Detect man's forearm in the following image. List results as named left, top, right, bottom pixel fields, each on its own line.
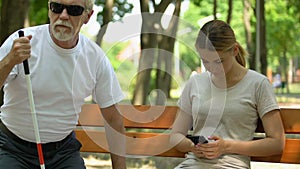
left=0, top=56, right=15, bottom=88
left=107, top=122, right=127, bottom=169
left=101, top=105, right=127, bottom=169
left=111, top=153, right=127, bottom=169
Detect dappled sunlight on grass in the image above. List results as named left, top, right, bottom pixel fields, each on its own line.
left=276, top=83, right=300, bottom=107
left=251, top=162, right=300, bottom=169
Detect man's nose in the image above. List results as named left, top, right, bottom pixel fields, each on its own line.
left=59, top=8, right=70, bottom=19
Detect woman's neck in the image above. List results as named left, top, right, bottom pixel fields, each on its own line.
left=212, top=62, right=247, bottom=88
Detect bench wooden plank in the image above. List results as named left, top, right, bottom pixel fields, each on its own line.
left=79, top=104, right=300, bottom=133
left=77, top=104, right=300, bottom=164
left=76, top=129, right=300, bottom=163
left=75, top=130, right=185, bottom=157
left=78, top=104, right=178, bottom=129
left=120, top=105, right=178, bottom=129
left=280, top=108, right=300, bottom=134
left=255, top=108, right=300, bottom=134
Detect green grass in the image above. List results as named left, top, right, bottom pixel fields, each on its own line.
left=276, top=82, right=300, bottom=105
left=288, top=82, right=300, bottom=93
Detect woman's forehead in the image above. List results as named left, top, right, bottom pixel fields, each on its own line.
left=199, top=49, right=223, bottom=60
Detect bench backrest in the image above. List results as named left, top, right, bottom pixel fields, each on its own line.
left=76, top=104, right=300, bottom=163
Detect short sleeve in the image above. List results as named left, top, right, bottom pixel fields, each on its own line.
left=256, top=78, right=279, bottom=118
left=177, top=77, right=194, bottom=114
left=93, top=56, right=124, bottom=108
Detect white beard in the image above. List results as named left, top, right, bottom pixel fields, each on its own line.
left=51, top=20, right=74, bottom=41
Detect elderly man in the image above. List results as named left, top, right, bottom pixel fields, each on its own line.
left=0, top=0, right=127, bottom=168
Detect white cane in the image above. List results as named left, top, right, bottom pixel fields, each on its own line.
left=18, top=30, right=46, bottom=169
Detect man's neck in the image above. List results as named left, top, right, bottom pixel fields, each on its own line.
left=51, top=35, right=79, bottom=49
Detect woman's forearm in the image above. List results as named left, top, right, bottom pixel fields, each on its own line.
left=170, top=133, right=194, bottom=153
left=225, top=137, right=285, bottom=157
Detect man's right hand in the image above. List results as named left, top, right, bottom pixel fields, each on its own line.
left=8, top=35, right=32, bottom=66
left=0, top=35, right=32, bottom=87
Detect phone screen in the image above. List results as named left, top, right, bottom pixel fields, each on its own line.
left=186, top=135, right=208, bottom=144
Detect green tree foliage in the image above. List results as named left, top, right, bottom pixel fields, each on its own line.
left=94, top=0, right=133, bottom=46
left=287, top=0, right=300, bottom=22
left=29, top=0, right=49, bottom=25
left=94, top=0, right=133, bottom=25
left=177, top=2, right=200, bottom=77
left=265, top=0, right=300, bottom=84
left=266, top=0, right=300, bottom=63
left=187, top=0, right=300, bottom=84
left=102, top=41, right=130, bottom=69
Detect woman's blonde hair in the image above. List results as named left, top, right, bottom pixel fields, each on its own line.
left=195, top=20, right=247, bottom=67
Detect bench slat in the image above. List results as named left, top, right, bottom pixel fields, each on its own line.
left=75, top=130, right=300, bottom=163
left=280, top=108, right=300, bottom=134
left=79, top=104, right=178, bottom=129
left=255, top=108, right=300, bottom=134
left=79, top=104, right=300, bottom=133
left=75, top=130, right=185, bottom=157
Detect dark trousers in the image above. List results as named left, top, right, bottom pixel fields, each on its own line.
left=0, top=121, right=86, bottom=169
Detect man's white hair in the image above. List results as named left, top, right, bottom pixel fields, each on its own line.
left=85, top=0, right=94, bottom=11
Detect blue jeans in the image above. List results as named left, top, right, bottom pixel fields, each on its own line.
left=0, top=126, right=86, bottom=169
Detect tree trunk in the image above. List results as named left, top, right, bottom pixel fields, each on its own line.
left=96, top=0, right=114, bottom=46
left=0, top=0, right=30, bottom=44
left=258, top=0, right=267, bottom=75
left=133, top=0, right=175, bottom=105
left=227, top=0, right=233, bottom=24
left=0, top=0, right=30, bottom=107
left=132, top=27, right=158, bottom=105
left=156, top=0, right=181, bottom=105
left=132, top=0, right=157, bottom=105
left=282, top=49, right=289, bottom=93
left=213, top=0, right=217, bottom=19
left=156, top=40, right=172, bottom=105
left=243, top=0, right=255, bottom=69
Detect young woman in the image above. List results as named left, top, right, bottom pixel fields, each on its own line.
left=170, top=20, right=285, bottom=169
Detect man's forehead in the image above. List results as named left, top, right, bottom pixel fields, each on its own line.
left=51, top=0, right=85, bottom=5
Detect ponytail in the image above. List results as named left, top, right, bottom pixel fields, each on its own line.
left=235, top=42, right=247, bottom=67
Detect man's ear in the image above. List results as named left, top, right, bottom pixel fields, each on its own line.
left=84, top=10, right=94, bottom=24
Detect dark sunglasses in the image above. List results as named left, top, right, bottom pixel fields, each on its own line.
left=49, top=2, right=85, bottom=16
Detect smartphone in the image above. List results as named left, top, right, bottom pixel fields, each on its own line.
left=186, top=135, right=208, bottom=144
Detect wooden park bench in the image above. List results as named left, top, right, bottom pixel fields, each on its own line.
left=76, top=104, right=300, bottom=164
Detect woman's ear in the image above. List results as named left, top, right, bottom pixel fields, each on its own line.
left=233, top=43, right=239, bottom=56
